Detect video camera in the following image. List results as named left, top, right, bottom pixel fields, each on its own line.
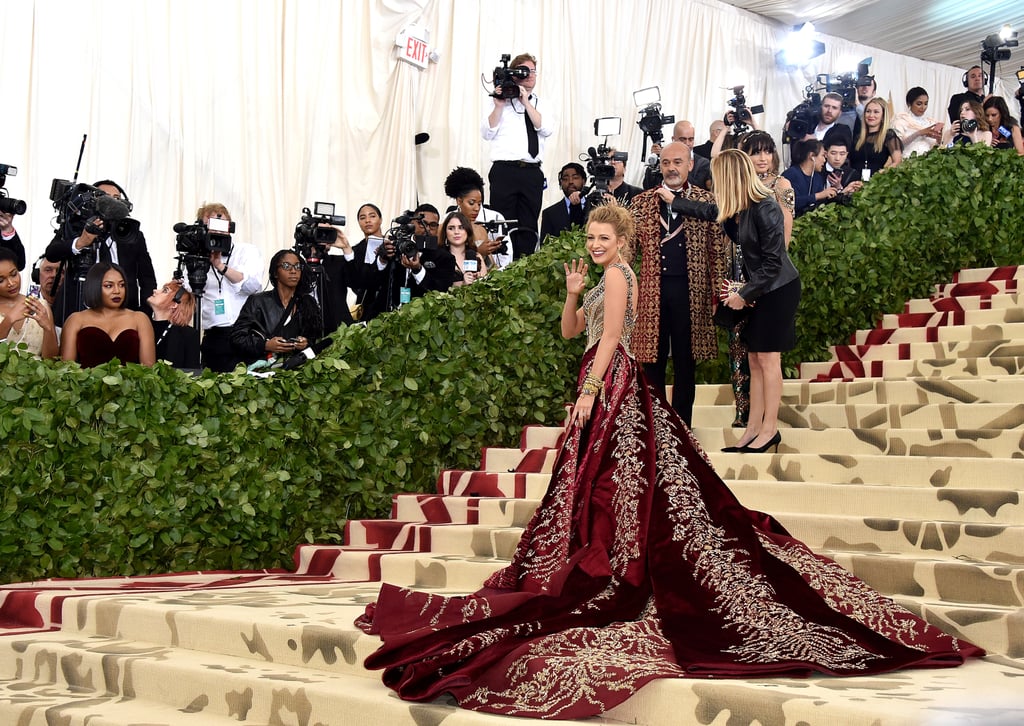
left=173, top=217, right=234, bottom=256
left=387, top=210, right=426, bottom=259
left=783, top=60, right=871, bottom=144
left=580, top=118, right=627, bottom=205
left=634, top=87, right=674, bottom=144
left=490, top=53, right=531, bottom=100
left=0, top=164, right=27, bottom=216
left=49, top=180, right=140, bottom=242
left=726, top=85, right=765, bottom=135
left=294, top=202, right=345, bottom=262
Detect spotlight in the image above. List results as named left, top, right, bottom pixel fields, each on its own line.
left=776, top=22, right=825, bottom=68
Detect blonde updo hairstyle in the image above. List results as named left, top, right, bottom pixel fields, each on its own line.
left=585, top=203, right=635, bottom=262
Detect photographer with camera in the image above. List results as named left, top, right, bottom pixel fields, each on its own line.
left=643, top=121, right=712, bottom=191
left=693, top=120, right=725, bottom=160
left=0, top=214, right=25, bottom=271
left=45, top=179, right=156, bottom=326
left=482, top=53, right=553, bottom=260
left=230, top=249, right=322, bottom=366
left=292, top=202, right=356, bottom=335
left=0, top=164, right=26, bottom=270
left=359, top=210, right=456, bottom=322
left=942, top=100, right=993, bottom=148
left=184, top=202, right=264, bottom=372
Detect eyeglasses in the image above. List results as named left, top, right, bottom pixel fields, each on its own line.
left=424, top=222, right=439, bottom=230
left=278, top=262, right=302, bottom=272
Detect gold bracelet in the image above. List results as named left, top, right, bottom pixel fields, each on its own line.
left=581, top=374, right=604, bottom=396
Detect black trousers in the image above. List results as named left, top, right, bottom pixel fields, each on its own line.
left=201, top=326, right=244, bottom=373
left=488, top=161, right=543, bottom=259
left=643, top=275, right=695, bottom=426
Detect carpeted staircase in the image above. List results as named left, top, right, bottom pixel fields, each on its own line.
left=0, top=266, right=1022, bottom=725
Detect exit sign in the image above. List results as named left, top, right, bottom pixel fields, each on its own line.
left=396, top=24, right=434, bottom=70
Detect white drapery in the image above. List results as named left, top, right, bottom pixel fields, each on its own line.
left=1, top=0, right=1012, bottom=284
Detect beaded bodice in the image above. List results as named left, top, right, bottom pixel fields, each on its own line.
left=583, top=261, right=636, bottom=353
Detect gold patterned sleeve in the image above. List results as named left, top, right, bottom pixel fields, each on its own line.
left=776, top=186, right=796, bottom=214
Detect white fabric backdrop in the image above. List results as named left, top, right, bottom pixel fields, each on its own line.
left=1, top=0, right=1014, bottom=285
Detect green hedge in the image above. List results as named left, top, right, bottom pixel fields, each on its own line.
left=1, top=145, right=1021, bottom=585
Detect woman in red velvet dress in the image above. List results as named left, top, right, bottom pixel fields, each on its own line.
left=60, top=262, right=155, bottom=367
left=357, top=204, right=982, bottom=720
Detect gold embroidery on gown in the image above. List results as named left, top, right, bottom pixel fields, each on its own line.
left=583, top=261, right=636, bottom=354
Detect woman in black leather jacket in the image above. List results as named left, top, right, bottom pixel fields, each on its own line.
left=669, top=149, right=800, bottom=454
left=231, top=249, right=322, bottom=365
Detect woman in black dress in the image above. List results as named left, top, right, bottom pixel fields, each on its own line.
left=671, top=149, right=801, bottom=453
left=851, top=97, right=903, bottom=177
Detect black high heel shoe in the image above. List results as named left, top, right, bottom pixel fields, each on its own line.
left=738, top=431, right=781, bottom=454
left=721, top=437, right=755, bottom=453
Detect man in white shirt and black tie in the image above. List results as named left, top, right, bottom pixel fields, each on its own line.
left=481, top=52, right=555, bottom=261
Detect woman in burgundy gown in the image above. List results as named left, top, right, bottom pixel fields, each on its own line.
left=357, top=204, right=982, bottom=720
left=60, top=262, right=156, bottom=367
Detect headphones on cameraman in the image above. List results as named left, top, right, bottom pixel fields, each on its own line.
left=962, top=67, right=989, bottom=88
left=30, top=255, right=42, bottom=284
left=172, top=285, right=187, bottom=305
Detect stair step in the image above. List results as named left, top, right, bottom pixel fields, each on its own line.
left=890, top=595, right=1024, bottom=659
left=393, top=493, right=541, bottom=526
left=694, top=376, right=1024, bottom=406
left=949, top=265, right=1024, bottom=284
left=0, top=627, right=605, bottom=725
left=773, top=512, right=1024, bottom=565
left=696, top=426, right=1024, bottom=458
left=824, top=551, right=1024, bottom=608
left=876, top=306, right=1024, bottom=331
left=905, top=291, right=1021, bottom=313
left=826, top=338, right=1024, bottom=363
left=475, top=448, right=558, bottom=474
left=729, top=480, right=1024, bottom=524
left=848, top=320, right=1024, bottom=346
left=346, top=520, right=525, bottom=559
left=799, top=355, right=1024, bottom=381
left=438, top=469, right=552, bottom=495
left=711, top=451, right=1023, bottom=489
left=933, top=277, right=1020, bottom=298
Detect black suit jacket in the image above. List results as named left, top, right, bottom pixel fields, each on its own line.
left=1, top=231, right=26, bottom=270
left=693, top=140, right=713, bottom=159
left=539, top=198, right=587, bottom=243
left=361, top=245, right=456, bottom=321
left=45, top=227, right=157, bottom=325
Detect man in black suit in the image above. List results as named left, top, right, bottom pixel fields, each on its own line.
left=692, top=120, right=724, bottom=160
left=539, top=163, right=587, bottom=244
left=45, top=179, right=156, bottom=325
left=0, top=212, right=26, bottom=270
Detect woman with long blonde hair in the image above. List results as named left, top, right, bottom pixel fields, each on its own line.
left=358, top=196, right=980, bottom=720
left=851, top=97, right=903, bottom=176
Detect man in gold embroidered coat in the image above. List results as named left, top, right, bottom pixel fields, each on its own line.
left=630, top=141, right=727, bottom=426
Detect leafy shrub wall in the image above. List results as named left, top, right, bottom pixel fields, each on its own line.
left=1, top=145, right=1021, bottom=584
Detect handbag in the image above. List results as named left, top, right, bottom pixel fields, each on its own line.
left=714, top=243, right=750, bottom=329
left=713, top=298, right=750, bottom=329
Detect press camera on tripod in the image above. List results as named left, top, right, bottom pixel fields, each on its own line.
left=172, top=216, right=234, bottom=297
left=293, top=202, right=346, bottom=264
left=49, top=179, right=142, bottom=318
left=581, top=117, right=627, bottom=205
